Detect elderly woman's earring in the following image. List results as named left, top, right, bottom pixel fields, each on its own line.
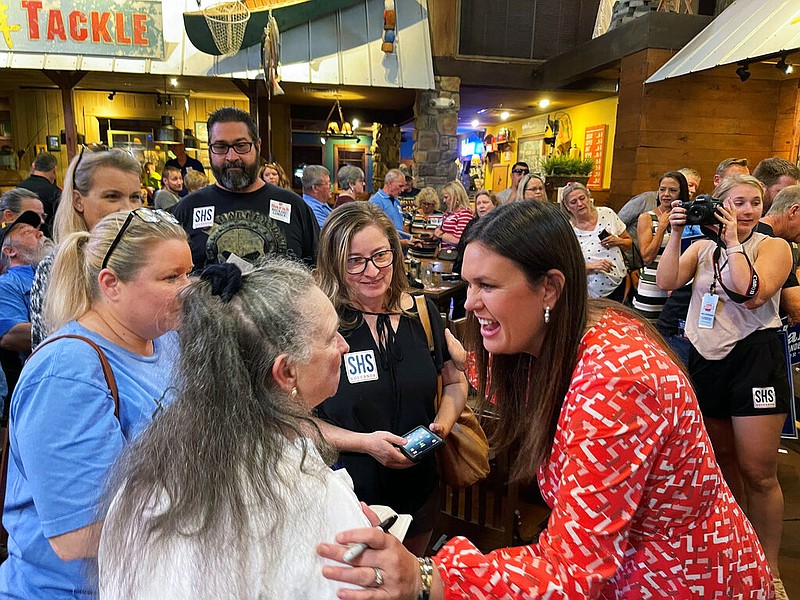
left=544, top=306, right=551, bottom=324
left=290, top=387, right=298, bottom=398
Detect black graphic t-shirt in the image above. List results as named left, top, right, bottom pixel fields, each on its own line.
left=172, top=183, right=320, bottom=271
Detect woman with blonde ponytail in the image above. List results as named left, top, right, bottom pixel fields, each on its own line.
left=0, top=208, right=192, bottom=599
left=29, top=147, right=144, bottom=348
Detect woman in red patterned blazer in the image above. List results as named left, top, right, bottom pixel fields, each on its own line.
left=318, top=201, right=773, bottom=599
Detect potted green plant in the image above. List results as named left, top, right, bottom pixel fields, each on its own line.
left=540, top=153, right=595, bottom=202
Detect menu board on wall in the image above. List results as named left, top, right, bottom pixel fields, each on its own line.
left=583, top=125, right=607, bottom=189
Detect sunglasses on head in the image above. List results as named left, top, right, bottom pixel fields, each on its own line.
left=71, top=144, right=110, bottom=192
left=101, top=207, right=179, bottom=270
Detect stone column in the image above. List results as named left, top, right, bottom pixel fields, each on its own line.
left=413, top=76, right=460, bottom=190
left=371, top=123, right=401, bottom=191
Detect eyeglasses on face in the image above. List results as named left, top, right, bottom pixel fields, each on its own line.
left=209, top=141, right=255, bottom=155
left=512, top=168, right=529, bottom=175
left=346, top=248, right=395, bottom=274
left=101, top=207, right=180, bottom=270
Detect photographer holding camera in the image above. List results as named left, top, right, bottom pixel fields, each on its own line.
left=656, top=173, right=792, bottom=594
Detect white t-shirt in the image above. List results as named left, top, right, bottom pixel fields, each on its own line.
left=99, top=439, right=370, bottom=599
left=572, top=206, right=627, bottom=298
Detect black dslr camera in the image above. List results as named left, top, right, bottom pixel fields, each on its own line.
left=679, top=194, right=723, bottom=226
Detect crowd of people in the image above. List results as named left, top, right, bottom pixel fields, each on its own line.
left=0, top=103, right=799, bottom=599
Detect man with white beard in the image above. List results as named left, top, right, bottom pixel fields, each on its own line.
left=0, top=210, right=53, bottom=357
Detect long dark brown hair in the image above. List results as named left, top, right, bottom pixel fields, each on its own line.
left=464, top=201, right=588, bottom=480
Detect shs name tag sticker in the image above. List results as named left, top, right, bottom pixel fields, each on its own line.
left=345, top=350, right=379, bottom=384
left=269, top=200, right=292, bottom=224
left=193, top=206, right=215, bottom=229
left=753, top=387, right=777, bottom=409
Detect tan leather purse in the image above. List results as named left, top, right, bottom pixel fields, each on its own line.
left=415, top=296, right=490, bottom=488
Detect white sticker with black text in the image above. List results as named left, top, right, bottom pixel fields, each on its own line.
left=192, top=206, right=215, bottom=229
left=753, top=387, right=777, bottom=409
left=344, top=350, right=379, bottom=384
left=269, top=200, right=292, bottom=224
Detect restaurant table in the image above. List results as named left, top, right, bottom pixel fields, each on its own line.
left=411, top=279, right=466, bottom=315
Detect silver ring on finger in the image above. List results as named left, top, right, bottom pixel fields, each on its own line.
left=369, top=567, right=384, bottom=588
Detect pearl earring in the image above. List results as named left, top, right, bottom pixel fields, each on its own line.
left=290, top=387, right=298, bottom=398
left=544, top=306, right=551, bottom=324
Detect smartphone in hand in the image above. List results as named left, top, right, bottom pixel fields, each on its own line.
left=397, top=425, right=444, bottom=462
left=598, top=229, right=611, bottom=241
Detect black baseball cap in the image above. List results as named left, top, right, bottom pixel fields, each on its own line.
left=0, top=210, right=42, bottom=247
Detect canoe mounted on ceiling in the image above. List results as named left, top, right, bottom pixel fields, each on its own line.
left=184, top=0, right=363, bottom=56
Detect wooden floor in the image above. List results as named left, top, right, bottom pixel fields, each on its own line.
left=778, top=440, right=800, bottom=596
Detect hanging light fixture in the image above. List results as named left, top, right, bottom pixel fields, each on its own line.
left=155, top=115, right=183, bottom=144
left=324, top=95, right=358, bottom=140
left=183, top=128, right=199, bottom=150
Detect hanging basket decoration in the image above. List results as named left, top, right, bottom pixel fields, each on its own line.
left=382, top=0, right=396, bottom=53
left=184, top=0, right=361, bottom=57
left=203, top=0, right=251, bottom=56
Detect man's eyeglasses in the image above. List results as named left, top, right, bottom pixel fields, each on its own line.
left=101, top=208, right=180, bottom=270
left=512, top=168, right=529, bottom=175
left=346, top=248, right=395, bottom=274
left=209, top=141, right=255, bottom=155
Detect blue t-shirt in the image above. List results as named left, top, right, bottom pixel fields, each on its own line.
left=0, top=265, right=35, bottom=338
left=369, top=190, right=411, bottom=239
left=0, top=321, right=178, bottom=599
left=302, top=193, right=332, bottom=229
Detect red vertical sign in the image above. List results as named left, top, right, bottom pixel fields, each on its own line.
left=583, top=125, right=607, bottom=189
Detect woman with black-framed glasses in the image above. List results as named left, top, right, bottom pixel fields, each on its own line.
left=314, top=202, right=468, bottom=557
left=0, top=209, right=191, bottom=598
left=29, top=147, right=144, bottom=349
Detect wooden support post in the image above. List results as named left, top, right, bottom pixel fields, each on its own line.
left=43, top=70, right=87, bottom=163
left=232, top=79, right=272, bottom=161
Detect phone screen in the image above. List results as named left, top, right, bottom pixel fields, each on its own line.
left=400, top=425, right=443, bottom=461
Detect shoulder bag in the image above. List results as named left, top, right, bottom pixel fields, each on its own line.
left=414, top=296, right=490, bottom=488
left=0, top=334, right=119, bottom=551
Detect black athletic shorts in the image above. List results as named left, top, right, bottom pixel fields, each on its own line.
left=688, top=328, right=790, bottom=418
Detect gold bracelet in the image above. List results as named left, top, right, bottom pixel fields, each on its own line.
left=417, top=557, right=433, bottom=600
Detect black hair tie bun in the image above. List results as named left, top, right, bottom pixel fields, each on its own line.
left=200, top=263, right=243, bottom=302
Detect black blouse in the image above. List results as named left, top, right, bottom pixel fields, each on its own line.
left=316, top=298, right=449, bottom=513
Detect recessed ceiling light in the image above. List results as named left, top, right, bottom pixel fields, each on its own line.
left=538, top=99, right=550, bottom=108
left=477, top=108, right=488, bottom=114
left=500, top=111, right=510, bottom=120
left=471, top=119, right=479, bottom=128
left=169, top=77, right=179, bottom=87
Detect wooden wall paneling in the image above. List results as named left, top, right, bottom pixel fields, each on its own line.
left=428, top=0, right=457, bottom=58
left=309, top=15, right=341, bottom=84
left=340, top=3, right=371, bottom=86
left=773, top=79, right=799, bottom=159
left=609, top=46, right=786, bottom=209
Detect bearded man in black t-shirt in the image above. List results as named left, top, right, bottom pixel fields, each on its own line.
left=173, top=107, right=319, bottom=271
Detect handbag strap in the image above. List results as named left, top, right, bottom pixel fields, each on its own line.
left=414, top=295, right=444, bottom=411
left=0, top=334, right=120, bottom=540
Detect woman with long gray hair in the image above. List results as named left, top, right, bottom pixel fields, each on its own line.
left=99, top=259, right=370, bottom=599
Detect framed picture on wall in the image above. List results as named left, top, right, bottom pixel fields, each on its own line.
left=195, top=122, right=208, bottom=143
left=491, top=163, right=509, bottom=193
left=46, top=135, right=61, bottom=152
left=517, top=136, right=545, bottom=172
